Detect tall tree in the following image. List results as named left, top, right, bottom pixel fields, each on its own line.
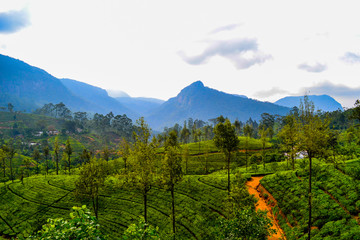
left=102, top=147, right=110, bottom=161
left=43, top=145, right=50, bottom=175
left=3, top=144, right=16, bottom=182
left=351, top=99, right=360, bottom=124
left=213, top=119, right=239, bottom=194
left=64, top=138, right=73, bottom=174
left=118, top=138, right=131, bottom=170
left=75, top=158, right=108, bottom=219
left=7, top=103, right=14, bottom=113
left=80, top=148, right=91, bottom=164
left=128, top=117, right=157, bottom=223
left=33, top=147, right=41, bottom=174
left=234, top=119, right=241, bottom=136
left=0, top=148, right=6, bottom=178
left=161, top=130, right=183, bottom=237
left=299, top=96, right=330, bottom=240
left=182, top=145, right=190, bottom=174
left=259, top=127, right=269, bottom=171
left=278, top=114, right=300, bottom=170
left=243, top=123, right=253, bottom=172
left=54, top=137, right=60, bottom=175
left=180, top=124, right=190, bottom=144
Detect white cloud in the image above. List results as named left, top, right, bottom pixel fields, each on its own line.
left=341, top=52, right=360, bottom=64
left=179, top=39, right=272, bottom=69
left=298, top=62, right=327, bottom=73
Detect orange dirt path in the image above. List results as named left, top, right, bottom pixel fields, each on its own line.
left=246, top=176, right=286, bottom=240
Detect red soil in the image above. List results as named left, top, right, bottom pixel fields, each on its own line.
left=246, top=176, right=286, bottom=240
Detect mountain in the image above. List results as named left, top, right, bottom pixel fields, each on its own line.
left=115, top=96, right=165, bottom=117
left=60, top=78, right=137, bottom=118
left=0, top=54, right=135, bottom=118
left=0, top=54, right=95, bottom=113
left=274, top=95, right=343, bottom=112
left=146, top=81, right=290, bottom=130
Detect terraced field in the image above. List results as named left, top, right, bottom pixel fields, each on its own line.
left=260, top=161, right=360, bottom=240
left=0, top=173, right=232, bottom=239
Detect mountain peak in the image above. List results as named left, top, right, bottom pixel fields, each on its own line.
left=274, top=95, right=343, bottom=112
left=189, top=80, right=204, bottom=88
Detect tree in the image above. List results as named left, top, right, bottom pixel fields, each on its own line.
left=351, top=99, right=360, bottom=124
left=234, top=119, right=241, bottom=136
left=32, top=147, right=41, bottom=174
left=80, top=148, right=91, bottom=164
left=260, top=113, right=275, bottom=138
left=54, top=137, right=60, bottom=175
left=259, top=127, right=269, bottom=171
left=42, top=145, right=50, bottom=175
left=161, top=130, right=183, bottom=237
left=118, top=138, right=131, bottom=170
left=243, top=123, right=253, bottom=172
left=278, top=114, right=300, bottom=170
left=7, top=103, right=14, bottom=113
left=180, top=124, right=190, bottom=144
left=75, top=158, right=108, bottom=219
left=64, top=138, right=73, bottom=174
left=299, top=96, right=330, bottom=240
left=3, top=144, right=15, bottom=182
left=127, top=118, right=157, bottom=223
left=213, top=119, right=239, bottom=194
left=243, top=123, right=254, bottom=138
left=182, top=145, right=190, bottom=174
left=102, top=146, right=110, bottom=161
left=0, top=149, right=6, bottom=179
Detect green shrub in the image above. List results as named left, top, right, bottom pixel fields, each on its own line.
left=27, top=205, right=104, bottom=240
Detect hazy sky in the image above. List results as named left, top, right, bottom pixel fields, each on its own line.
left=1, top=0, right=360, bottom=108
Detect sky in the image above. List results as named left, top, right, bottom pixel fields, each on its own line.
left=1, top=0, right=360, bottom=108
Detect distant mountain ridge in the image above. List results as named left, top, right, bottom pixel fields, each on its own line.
left=115, top=97, right=164, bottom=117
left=0, top=54, right=94, bottom=113
left=146, top=81, right=290, bottom=130
left=274, top=95, right=343, bottom=112
left=60, top=78, right=137, bottom=118
left=0, top=54, right=137, bottom=117
left=0, top=53, right=345, bottom=131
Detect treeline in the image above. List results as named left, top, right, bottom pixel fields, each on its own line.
left=33, top=102, right=135, bottom=139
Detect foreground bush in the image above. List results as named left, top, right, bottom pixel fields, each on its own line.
left=27, top=205, right=104, bottom=240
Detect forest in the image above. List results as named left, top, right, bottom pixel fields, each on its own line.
left=0, top=97, right=360, bottom=239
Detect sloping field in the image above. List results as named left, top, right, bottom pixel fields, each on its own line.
left=260, top=162, right=360, bottom=239
left=0, top=173, right=232, bottom=239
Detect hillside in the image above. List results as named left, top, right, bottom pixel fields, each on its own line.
left=0, top=54, right=135, bottom=117
left=146, top=81, right=290, bottom=130
left=274, top=95, right=343, bottom=112
left=0, top=54, right=98, bottom=113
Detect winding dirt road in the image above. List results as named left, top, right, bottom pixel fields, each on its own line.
left=246, top=176, right=286, bottom=240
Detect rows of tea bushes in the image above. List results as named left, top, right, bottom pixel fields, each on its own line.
left=260, top=164, right=360, bottom=240
left=0, top=172, right=232, bottom=239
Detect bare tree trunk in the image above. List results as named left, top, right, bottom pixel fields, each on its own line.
left=68, top=157, right=71, bottom=175
left=144, top=190, right=148, bottom=224
left=46, top=157, right=48, bottom=175
left=2, top=159, right=5, bottom=178
left=245, top=149, right=248, bottom=172
left=10, top=158, right=13, bottom=183
left=171, top=186, right=176, bottom=237
left=56, top=154, right=59, bottom=175
left=227, top=153, right=231, bottom=195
